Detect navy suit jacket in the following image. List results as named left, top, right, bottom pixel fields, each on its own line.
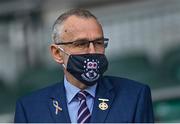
left=14, top=76, right=154, bottom=123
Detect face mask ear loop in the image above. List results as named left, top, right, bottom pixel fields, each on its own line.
left=58, top=46, right=70, bottom=56
left=57, top=46, right=70, bottom=69
left=62, top=63, right=66, bottom=68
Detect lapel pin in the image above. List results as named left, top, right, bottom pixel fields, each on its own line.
left=98, top=98, right=109, bottom=110
left=53, top=100, right=62, bottom=115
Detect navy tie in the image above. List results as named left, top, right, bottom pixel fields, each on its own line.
left=77, top=91, right=91, bottom=123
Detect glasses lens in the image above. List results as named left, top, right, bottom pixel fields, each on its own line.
left=94, top=38, right=109, bottom=48
left=63, top=38, right=109, bottom=51
left=93, top=40, right=104, bottom=49
left=72, top=40, right=89, bottom=50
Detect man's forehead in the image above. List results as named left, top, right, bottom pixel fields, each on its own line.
left=60, top=15, right=103, bottom=41
left=63, top=16, right=100, bottom=31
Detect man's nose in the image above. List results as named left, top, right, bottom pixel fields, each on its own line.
left=88, top=42, right=96, bottom=53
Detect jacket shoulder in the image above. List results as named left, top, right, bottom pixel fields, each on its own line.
left=18, top=82, right=62, bottom=102
left=103, top=75, right=150, bottom=91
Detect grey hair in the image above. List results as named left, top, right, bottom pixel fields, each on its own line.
left=52, top=8, right=98, bottom=43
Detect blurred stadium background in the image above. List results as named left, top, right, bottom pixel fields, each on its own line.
left=0, top=0, right=180, bottom=122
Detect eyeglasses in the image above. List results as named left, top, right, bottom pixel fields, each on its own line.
left=55, top=38, right=109, bottom=50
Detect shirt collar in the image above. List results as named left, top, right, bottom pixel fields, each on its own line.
left=64, top=76, right=97, bottom=104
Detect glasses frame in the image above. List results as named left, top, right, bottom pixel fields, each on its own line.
left=55, top=37, right=109, bottom=48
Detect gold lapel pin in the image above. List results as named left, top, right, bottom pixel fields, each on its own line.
left=53, top=100, right=62, bottom=115
left=98, top=98, right=109, bottom=110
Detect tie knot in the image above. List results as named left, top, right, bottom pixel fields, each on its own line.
left=77, top=91, right=88, bottom=101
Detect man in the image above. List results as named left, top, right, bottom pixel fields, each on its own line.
left=14, top=8, right=154, bottom=123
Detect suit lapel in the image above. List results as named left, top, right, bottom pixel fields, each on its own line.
left=91, top=78, right=115, bottom=123
left=48, top=82, right=71, bottom=123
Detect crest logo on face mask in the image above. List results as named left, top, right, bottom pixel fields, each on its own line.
left=81, top=59, right=100, bottom=82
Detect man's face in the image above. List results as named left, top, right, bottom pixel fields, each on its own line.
left=59, top=15, right=105, bottom=66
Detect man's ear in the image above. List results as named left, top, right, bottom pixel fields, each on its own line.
left=50, top=44, right=64, bottom=64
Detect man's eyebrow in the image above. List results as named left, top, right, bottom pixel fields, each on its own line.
left=73, top=37, right=104, bottom=42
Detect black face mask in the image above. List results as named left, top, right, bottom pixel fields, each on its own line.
left=58, top=47, right=108, bottom=86
left=66, top=53, right=108, bottom=86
